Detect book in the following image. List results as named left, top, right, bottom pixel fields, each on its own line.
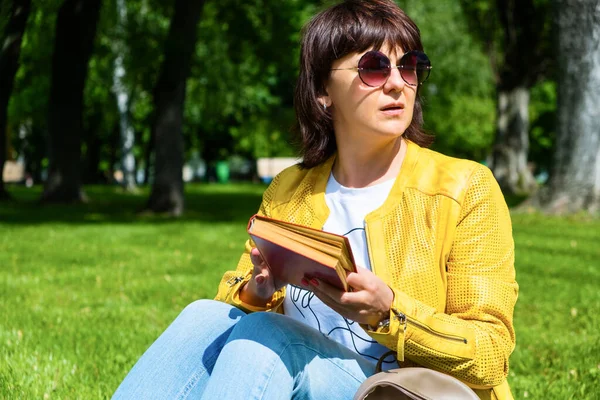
left=247, top=214, right=357, bottom=291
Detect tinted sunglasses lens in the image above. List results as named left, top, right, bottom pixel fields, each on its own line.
left=358, top=51, right=390, bottom=87
left=400, top=51, right=431, bottom=85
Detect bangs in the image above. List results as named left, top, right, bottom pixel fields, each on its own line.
left=327, top=0, right=423, bottom=59
left=300, top=0, right=424, bottom=95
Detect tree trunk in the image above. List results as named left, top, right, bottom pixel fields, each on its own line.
left=537, top=0, right=600, bottom=213
left=490, top=86, right=537, bottom=195
left=108, top=120, right=119, bottom=183
left=145, top=0, right=205, bottom=216
left=143, top=130, right=152, bottom=185
left=0, top=0, right=31, bottom=200
left=82, top=111, right=104, bottom=184
left=23, top=122, right=45, bottom=183
left=488, top=0, right=543, bottom=197
left=41, top=0, right=102, bottom=203
left=113, top=0, right=136, bottom=191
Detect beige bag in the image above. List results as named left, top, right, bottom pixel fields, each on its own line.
left=354, top=367, right=480, bottom=400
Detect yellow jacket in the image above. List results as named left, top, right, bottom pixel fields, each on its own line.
left=215, top=140, right=518, bottom=400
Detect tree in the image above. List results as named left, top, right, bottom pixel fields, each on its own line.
left=41, top=0, right=102, bottom=203
left=185, top=0, right=317, bottom=165
left=7, top=0, right=318, bottom=191
left=403, top=1, right=497, bottom=162
left=112, top=0, right=136, bottom=190
left=535, top=0, right=600, bottom=213
left=145, top=0, right=205, bottom=215
left=4, top=1, right=60, bottom=185
left=0, top=0, right=31, bottom=200
left=460, top=0, right=552, bottom=196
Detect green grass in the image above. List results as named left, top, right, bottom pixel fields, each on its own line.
left=1, top=184, right=599, bottom=399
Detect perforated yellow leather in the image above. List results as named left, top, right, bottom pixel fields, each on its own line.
left=214, top=140, right=518, bottom=400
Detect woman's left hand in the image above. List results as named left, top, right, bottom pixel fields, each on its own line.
left=302, top=267, right=394, bottom=327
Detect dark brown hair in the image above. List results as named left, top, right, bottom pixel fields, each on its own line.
left=294, top=0, right=434, bottom=168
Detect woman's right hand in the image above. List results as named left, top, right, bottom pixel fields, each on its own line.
left=239, top=248, right=277, bottom=306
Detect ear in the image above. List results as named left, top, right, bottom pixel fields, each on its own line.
left=318, top=94, right=332, bottom=108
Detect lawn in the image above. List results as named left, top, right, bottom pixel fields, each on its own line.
left=1, top=184, right=599, bottom=399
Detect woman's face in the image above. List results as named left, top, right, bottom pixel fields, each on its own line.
left=323, top=44, right=416, bottom=144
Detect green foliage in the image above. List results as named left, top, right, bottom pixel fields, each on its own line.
left=1, top=184, right=599, bottom=398
left=528, top=80, right=556, bottom=175
left=401, top=0, right=496, bottom=160
left=82, top=2, right=120, bottom=181
left=7, top=1, right=62, bottom=179
left=0, top=3, right=9, bottom=35
left=458, top=0, right=554, bottom=87
left=8, top=2, right=59, bottom=127
left=119, top=0, right=171, bottom=163
left=458, top=0, right=500, bottom=64
left=5, top=0, right=557, bottom=177
left=184, top=0, right=318, bottom=160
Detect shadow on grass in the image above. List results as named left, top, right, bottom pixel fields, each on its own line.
left=0, top=183, right=266, bottom=225
left=0, top=185, right=551, bottom=226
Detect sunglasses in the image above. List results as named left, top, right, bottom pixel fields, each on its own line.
left=331, top=50, right=432, bottom=87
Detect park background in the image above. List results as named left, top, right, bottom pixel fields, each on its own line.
left=1, top=0, right=599, bottom=398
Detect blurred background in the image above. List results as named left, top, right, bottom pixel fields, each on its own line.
left=1, top=0, right=599, bottom=398
left=2, top=0, right=597, bottom=214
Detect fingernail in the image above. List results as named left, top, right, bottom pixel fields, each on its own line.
left=310, top=279, right=319, bottom=287
left=301, top=278, right=309, bottom=286
left=256, top=276, right=265, bottom=284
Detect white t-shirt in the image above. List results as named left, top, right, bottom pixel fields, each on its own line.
left=283, top=173, right=398, bottom=369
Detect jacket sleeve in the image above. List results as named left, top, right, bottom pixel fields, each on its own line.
left=368, top=165, right=518, bottom=388
left=213, top=174, right=286, bottom=313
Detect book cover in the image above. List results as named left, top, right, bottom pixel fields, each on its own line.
left=247, top=214, right=356, bottom=291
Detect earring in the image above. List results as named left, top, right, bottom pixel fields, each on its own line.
left=323, top=103, right=327, bottom=111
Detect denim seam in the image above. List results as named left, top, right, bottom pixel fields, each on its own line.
left=176, top=352, right=219, bottom=400
left=175, top=370, right=204, bottom=400
left=256, top=342, right=292, bottom=400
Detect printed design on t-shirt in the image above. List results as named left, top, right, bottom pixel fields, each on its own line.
left=287, top=227, right=396, bottom=366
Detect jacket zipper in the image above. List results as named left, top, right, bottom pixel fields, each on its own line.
left=394, top=308, right=468, bottom=344
left=227, top=276, right=244, bottom=286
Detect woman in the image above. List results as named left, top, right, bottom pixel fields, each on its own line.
left=113, top=0, right=518, bottom=399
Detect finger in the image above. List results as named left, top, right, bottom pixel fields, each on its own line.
left=311, top=288, right=375, bottom=324
left=254, top=263, right=271, bottom=282
left=250, top=267, right=275, bottom=297
left=250, top=248, right=265, bottom=266
left=345, top=269, right=380, bottom=291
left=345, top=271, right=363, bottom=289
left=310, top=277, right=372, bottom=308
left=307, top=278, right=346, bottom=303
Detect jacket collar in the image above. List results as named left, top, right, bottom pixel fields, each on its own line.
left=308, top=139, right=420, bottom=225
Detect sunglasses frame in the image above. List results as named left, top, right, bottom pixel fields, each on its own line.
left=331, top=50, right=432, bottom=87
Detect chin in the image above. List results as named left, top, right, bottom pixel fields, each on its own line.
left=374, top=130, right=406, bottom=140
left=378, top=122, right=410, bottom=137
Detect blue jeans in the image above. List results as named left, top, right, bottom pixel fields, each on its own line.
left=112, top=300, right=377, bottom=399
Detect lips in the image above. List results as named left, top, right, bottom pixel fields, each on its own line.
left=380, top=103, right=405, bottom=116
left=380, top=103, right=405, bottom=111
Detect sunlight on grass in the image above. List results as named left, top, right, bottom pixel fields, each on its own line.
left=1, top=184, right=599, bottom=399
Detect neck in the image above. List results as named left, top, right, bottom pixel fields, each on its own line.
left=332, top=135, right=407, bottom=188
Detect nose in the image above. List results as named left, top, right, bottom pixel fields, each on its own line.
left=383, top=66, right=405, bottom=93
